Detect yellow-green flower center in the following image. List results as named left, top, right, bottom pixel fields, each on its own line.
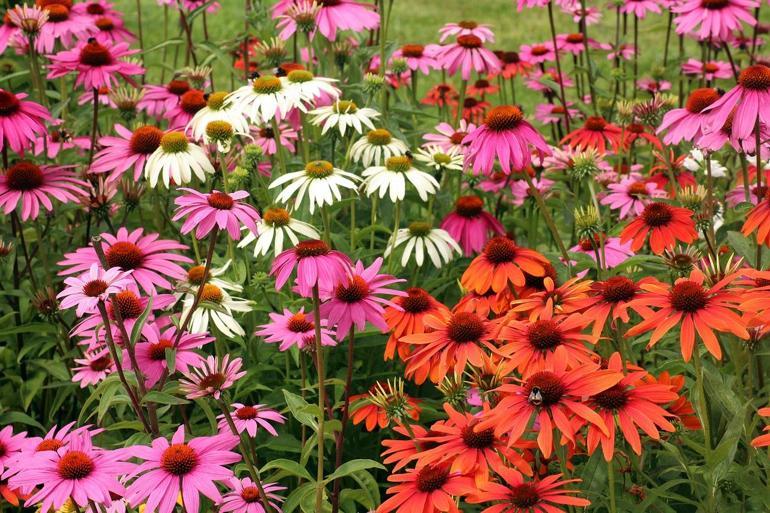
left=205, top=121, right=233, bottom=141
left=408, top=221, right=432, bottom=236
left=386, top=155, right=411, bottom=173
left=206, top=91, right=229, bottom=110
left=160, top=131, right=189, bottom=153
left=305, top=160, right=334, bottom=178
left=333, top=100, right=357, bottom=113
left=252, top=75, right=282, bottom=94
left=433, top=153, right=452, bottom=165
left=366, top=128, right=392, bottom=146
left=287, top=70, right=314, bottom=83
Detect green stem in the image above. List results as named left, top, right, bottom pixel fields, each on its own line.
left=387, top=200, right=401, bottom=273
left=607, top=459, right=618, bottom=513
left=523, top=172, right=572, bottom=276
left=312, top=286, right=328, bottom=512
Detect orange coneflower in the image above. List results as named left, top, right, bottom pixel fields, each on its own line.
left=477, top=354, right=623, bottom=458
left=619, top=202, right=697, bottom=255
left=376, top=463, right=474, bottom=513
left=498, top=313, right=598, bottom=374
left=574, top=276, right=654, bottom=338
left=751, top=407, right=770, bottom=448
left=350, top=381, right=422, bottom=432
left=454, top=287, right=515, bottom=318
left=561, top=116, right=623, bottom=154
left=403, top=310, right=498, bottom=384
left=518, top=261, right=559, bottom=296
left=585, top=353, right=678, bottom=461
left=625, top=270, right=748, bottom=361
left=648, top=371, right=701, bottom=430
left=510, top=276, right=593, bottom=321
left=461, top=236, right=549, bottom=294
left=742, top=188, right=770, bottom=247
left=381, top=424, right=433, bottom=472
left=384, top=287, right=450, bottom=361
left=415, top=404, right=533, bottom=487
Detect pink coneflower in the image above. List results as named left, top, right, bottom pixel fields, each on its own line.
left=601, top=174, right=667, bottom=219
left=72, top=1, right=123, bottom=20
left=58, top=227, right=191, bottom=293
left=34, top=3, right=94, bottom=53
left=255, top=307, right=337, bottom=350
left=172, top=189, right=260, bottom=241
left=0, top=161, right=87, bottom=220
left=126, top=426, right=239, bottom=513
left=138, top=79, right=191, bottom=118
left=682, top=58, right=733, bottom=81
left=91, top=124, right=163, bottom=182
left=464, top=105, right=551, bottom=175
left=702, top=64, right=770, bottom=140
left=436, top=34, right=501, bottom=80
left=33, top=124, right=90, bottom=158
left=72, top=347, right=115, bottom=387
left=570, top=236, right=635, bottom=268
left=493, top=51, right=533, bottom=79
left=271, top=0, right=379, bottom=41
left=47, top=37, right=143, bottom=90
left=555, top=33, right=598, bottom=55
left=77, top=85, right=115, bottom=107
left=127, top=323, right=213, bottom=388
left=726, top=183, right=766, bottom=206
left=606, top=43, right=636, bottom=61
left=535, top=102, right=579, bottom=125
left=0, top=426, right=28, bottom=475
left=440, top=195, right=505, bottom=256
left=91, top=16, right=134, bottom=44
left=620, top=0, right=662, bottom=18
left=673, top=0, right=757, bottom=41
left=179, top=354, right=246, bottom=400
left=0, top=11, right=21, bottom=54
left=10, top=431, right=133, bottom=513
left=392, top=43, right=441, bottom=75
left=57, top=263, right=133, bottom=317
left=525, top=68, right=575, bottom=95
left=252, top=123, right=298, bottom=155
left=657, top=87, right=722, bottom=144
left=510, top=175, right=555, bottom=206
left=636, top=78, right=671, bottom=94
left=164, top=88, right=207, bottom=130
left=422, top=120, right=476, bottom=154
left=220, top=478, right=285, bottom=513
left=270, top=239, right=352, bottom=297
left=519, top=41, right=555, bottom=64
left=570, top=4, right=602, bottom=25
left=320, top=257, right=405, bottom=336
left=438, top=20, right=495, bottom=43
left=181, top=0, right=221, bottom=12
left=0, top=89, right=51, bottom=154
left=217, top=404, right=286, bottom=437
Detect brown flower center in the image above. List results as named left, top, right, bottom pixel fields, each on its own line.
left=502, top=51, right=521, bottom=63
left=401, top=44, right=425, bottom=58
left=207, top=191, right=234, bottom=210
left=167, top=79, right=190, bottom=96
left=110, top=290, right=143, bottom=319
left=527, top=320, right=563, bottom=350
left=187, top=265, right=208, bottom=285
left=106, top=241, right=143, bottom=270
left=685, top=88, right=721, bottom=113
left=449, top=131, right=468, bottom=145
left=335, top=275, right=370, bottom=303
left=295, top=239, right=330, bottom=258
left=593, top=384, right=629, bottom=410
left=415, top=465, right=450, bottom=492
left=82, top=279, right=108, bottom=298
left=241, top=486, right=261, bottom=503
left=148, top=339, right=174, bottom=361
left=628, top=181, right=649, bottom=198
left=670, top=280, right=709, bottom=312
left=401, top=287, right=432, bottom=313
left=180, top=89, right=206, bottom=115
left=584, top=116, right=608, bottom=131
left=287, top=313, right=313, bottom=333
left=0, top=89, right=20, bottom=116
left=160, top=444, right=198, bottom=476
left=739, top=64, right=770, bottom=91
left=89, top=355, right=112, bottom=371
left=458, top=20, right=478, bottom=29
left=700, top=0, right=729, bottom=8
left=600, top=276, right=638, bottom=302
left=531, top=45, right=549, bottom=56
left=447, top=311, right=485, bottom=344
left=57, top=451, right=94, bottom=480
left=6, top=161, right=44, bottom=191
left=235, top=405, right=258, bottom=420
left=199, top=371, right=226, bottom=390
left=566, top=33, right=584, bottom=44
left=128, top=125, right=163, bottom=155
left=703, top=62, right=720, bottom=73
left=461, top=425, right=495, bottom=449
left=79, top=39, right=113, bottom=66
left=454, top=195, right=484, bottom=217
left=509, top=483, right=540, bottom=507
left=483, top=236, right=518, bottom=264
left=485, top=105, right=524, bottom=131
left=95, top=16, right=114, bottom=31
left=641, top=202, right=674, bottom=227
left=45, top=4, right=70, bottom=22
left=86, top=3, right=105, bottom=14
left=526, top=371, right=566, bottom=406
left=457, top=34, right=482, bottom=49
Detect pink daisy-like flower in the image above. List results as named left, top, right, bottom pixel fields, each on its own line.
left=270, top=239, right=352, bottom=297
left=58, top=227, right=191, bottom=294
left=570, top=236, right=635, bottom=268
left=535, top=102, right=579, bottom=125
left=555, top=33, right=598, bottom=55
left=682, top=58, right=733, bottom=81
left=1, top=9, right=21, bottom=54
left=0, top=89, right=51, bottom=154
left=33, top=124, right=90, bottom=159
left=620, top=0, right=662, bottom=18
left=172, top=189, right=260, bottom=241
left=252, top=123, right=298, bottom=156
left=436, top=35, right=501, bottom=80
left=220, top=478, right=286, bottom=513
left=255, top=307, right=337, bottom=350
left=726, top=183, right=765, bottom=206
left=673, top=0, right=757, bottom=41
left=164, top=89, right=207, bottom=130
left=179, top=354, right=246, bottom=400
left=34, top=3, right=94, bottom=53
left=216, top=403, right=286, bottom=437
left=525, top=68, right=574, bottom=94
left=606, top=43, right=636, bottom=61
left=519, top=41, right=555, bottom=65
left=657, top=87, right=723, bottom=144
left=702, top=64, right=770, bottom=140
left=91, top=124, right=163, bottom=182
left=57, top=263, right=133, bottom=317
left=510, top=176, right=555, bottom=206
left=138, top=79, right=191, bottom=119
left=440, top=195, right=505, bottom=256
left=392, top=43, right=441, bottom=75
left=570, top=4, right=602, bottom=25
left=438, top=20, right=495, bottom=43
left=320, top=257, right=406, bottom=336
left=422, top=120, right=476, bottom=154
left=72, top=347, right=115, bottom=387
left=601, top=174, right=667, bottom=219
left=71, top=1, right=123, bottom=20
left=0, top=426, right=28, bottom=475
left=126, top=425, right=239, bottom=513
left=126, top=323, right=213, bottom=388
left=636, top=78, right=672, bottom=94
left=0, top=161, right=87, bottom=220
left=10, top=431, right=133, bottom=513
left=47, top=37, right=144, bottom=90
left=464, top=105, right=551, bottom=175
left=77, top=85, right=115, bottom=107
left=91, top=16, right=135, bottom=44
left=271, top=0, right=379, bottom=41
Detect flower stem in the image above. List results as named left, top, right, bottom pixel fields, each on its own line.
left=522, top=171, right=572, bottom=276
left=331, top=328, right=356, bottom=513
left=607, top=459, right=618, bottom=513
left=547, top=1, right=572, bottom=130
left=387, top=200, right=401, bottom=274
left=312, top=285, right=328, bottom=512
left=175, top=229, right=219, bottom=346
left=88, top=88, right=100, bottom=166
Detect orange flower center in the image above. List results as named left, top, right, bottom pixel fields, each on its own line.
left=600, top=276, right=637, bottom=302
left=401, top=44, right=424, bottom=58
left=484, top=236, right=518, bottom=264
left=685, top=88, right=721, bottom=113
left=241, top=486, right=261, bottom=503
left=457, top=35, right=482, bottom=49
left=295, top=239, right=330, bottom=258
left=509, top=483, right=540, bottom=507
left=703, top=62, right=720, bottom=73
left=458, top=20, right=478, bottom=29
left=129, top=125, right=163, bottom=154
left=461, top=425, right=495, bottom=449
left=584, top=116, right=607, bottom=131
left=287, top=313, right=313, bottom=333
left=447, top=311, right=485, bottom=344
left=485, top=105, right=524, bottom=131
left=148, top=339, right=174, bottom=361
left=454, top=195, right=484, bottom=217
left=110, top=290, right=143, bottom=319
left=57, top=451, right=95, bottom=480
left=525, top=371, right=565, bottom=406
left=449, top=131, right=468, bottom=145
left=160, top=444, right=198, bottom=476
left=628, top=181, right=649, bottom=198
left=106, top=241, right=143, bottom=270
left=526, top=320, right=563, bottom=350
left=593, top=384, right=629, bottom=410
left=180, top=90, right=206, bottom=115
left=739, top=64, right=770, bottom=90
left=335, top=275, right=370, bottom=303
left=167, top=79, right=191, bottom=96
left=669, top=280, right=709, bottom=312
left=82, top=279, right=108, bottom=297
left=401, top=287, right=431, bottom=313
left=37, top=439, right=64, bottom=452
left=415, top=465, right=450, bottom=492
left=641, top=202, right=674, bottom=227
left=200, top=283, right=224, bottom=304
left=187, top=265, right=208, bottom=285
left=700, top=0, right=729, bottom=8
left=79, top=39, right=113, bottom=66
left=235, top=405, right=259, bottom=420
left=0, top=89, right=20, bottom=116
left=531, top=45, right=549, bottom=56
left=263, top=207, right=290, bottom=226
left=566, top=33, right=584, bottom=44
left=95, top=16, right=114, bottom=31
left=45, top=4, right=70, bottom=22
left=207, top=191, right=234, bottom=210
left=6, top=161, right=44, bottom=191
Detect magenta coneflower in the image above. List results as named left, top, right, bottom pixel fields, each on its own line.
left=673, top=0, right=757, bottom=41
left=179, top=354, right=246, bottom=400
left=252, top=123, right=298, bottom=155
left=0, top=89, right=51, bottom=154
left=72, top=347, right=115, bottom=387
left=436, top=34, right=501, bottom=80
left=703, top=64, right=770, bottom=140
left=47, top=37, right=143, bottom=90
left=220, top=478, right=286, bottom=513
left=270, top=239, right=352, bottom=297
left=271, top=0, right=379, bottom=40
left=620, top=0, right=662, bottom=18
left=126, top=425, right=239, bottom=513
left=0, top=426, right=29, bottom=475
left=91, top=124, right=163, bottom=182
left=600, top=175, right=667, bottom=219
left=320, top=257, right=405, bottom=336
left=217, top=403, right=286, bottom=437
left=657, top=87, right=722, bottom=144
left=555, top=33, right=598, bottom=56
left=682, top=58, right=733, bottom=81
left=511, top=176, right=554, bottom=206
left=535, top=102, right=579, bottom=125
left=33, top=124, right=90, bottom=159
left=72, top=1, right=123, bottom=20
left=519, top=41, right=555, bottom=65
left=569, top=236, right=635, bottom=269
left=255, top=307, right=337, bottom=350
left=57, top=263, right=133, bottom=317
left=34, top=3, right=94, bottom=53
left=58, top=227, right=191, bottom=293
left=464, top=105, right=551, bottom=175
left=11, top=431, right=133, bottom=513
left=0, top=11, right=20, bottom=54
left=422, top=120, right=476, bottom=154
left=0, top=161, right=87, bottom=220
left=392, top=43, right=441, bottom=75
left=91, top=16, right=135, bottom=44
left=525, top=68, right=574, bottom=94
left=172, top=189, right=260, bottom=241
left=438, top=20, right=495, bottom=43
left=138, top=79, right=191, bottom=118
left=440, top=195, right=505, bottom=256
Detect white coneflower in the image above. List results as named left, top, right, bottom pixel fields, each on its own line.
left=682, top=148, right=726, bottom=178
left=414, top=145, right=464, bottom=172
left=182, top=282, right=251, bottom=337
left=227, top=75, right=294, bottom=124
left=350, top=128, right=409, bottom=167
left=384, top=221, right=462, bottom=268
left=176, top=260, right=242, bottom=299
left=309, top=99, right=379, bottom=136
left=187, top=91, right=250, bottom=149
left=269, top=160, right=360, bottom=213
left=238, top=206, right=320, bottom=256
left=361, top=155, right=439, bottom=202
left=144, top=131, right=215, bottom=188
left=280, top=69, right=340, bottom=110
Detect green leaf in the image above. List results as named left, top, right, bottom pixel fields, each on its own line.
left=283, top=482, right=315, bottom=513
left=261, top=458, right=314, bottom=482
left=727, top=231, right=756, bottom=267
left=0, top=323, right=56, bottom=337
left=0, top=411, right=45, bottom=431
left=347, top=469, right=381, bottom=509
left=141, top=390, right=189, bottom=405
left=283, top=390, right=317, bottom=429
left=165, top=347, right=176, bottom=375
left=130, top=296, right=153, bottom=346
left=324, top=459, right=385, bottom=483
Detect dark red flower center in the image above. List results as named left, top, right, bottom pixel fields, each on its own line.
left=241, top=486, right=261, bottom=503
left=110, top=290, right=143, bottom=319
left=502, top=51, right=521, bottom=64
left=485, top=105, right=524, bottom=131
left=641, top=202, right=674, bottom=227
left=45, top=4, right=70, bottom=22
left=401, top=44, right=425, bottom=58
left=628, top=181, right=649, bottom=198
left=180, top=90, right=206, bottom=115
left=566, top=33, right=584, bottom=44
left=458, top=20, right=478, bottom=29
left=335, top=275, right=370, bottom=303
left=129, top=125, right=163, bottom=155
left=259, top=127, right=274, bottom=139
left=89, top=355, right=112, bottom=371
left=703, top=62, right=720, bottom=73
left=105, top=241, right=144, bottom=270
left=600, top=276, right=638, bottom=302
left=415, top=465, right=450, bottom=492
left=593, top=384, right=629, bottom=410
left=449, top=131, right=468, bottom=145
left=474, top=79, right=491, bottom=89
left=287, top=313, right=313, bottom=333
left=525, top=371, right=566, bottom=406
left=295, top=239, right=330, bottom=258
left=700, top=0, right=729, bottom=8
left=207, top=191, right=234, bottom=210
left=82, top=279, right=108, bottom=297
left=318, top=0, right=341, bottom=5
left=524, top=263, right=557, bottom=290
left=584, top=116, right=608, bottom=131
left=670, top=280, right=709, bottom=312
left=527, top=320, right=563, bottom=350
left=531, top=45, right=549, bottom=56
left=454, top=195, right=484, bottom=217
left=447, top=311, right=485, bottom=344
left=0, top=90, right=20, bottom=116
left=86, top=3, right=106, bottom=14
left=461, top=425, right=495, bottom=449
left=464, top=97, right=479, bottom=108
left=161, top=444, right=198, bottom=475
left=235, top=405, right=258, bottom=420
left=148, top=339, right=174, bottom=361
left=5, top=161, right=44, bottom=191
left=95, top=16, right=114, bottom=30
left=401, top=287, right=432, bottom=313
left=167, top=79, right=191, bottom=96
left=198, top=371, right=226, bottom=390
left=484, top=236, right=518, bottom=264
left=685, top=88, right=721, bottom=113
left=739, top=64, right=770, bottom=90
left=457, top=35, right=482, bottom=49
left=37, top=439, right=64, bottom=452
left=79, top=39, right=113, bottom=66
left=509, top=483, right=540, bottom=507
left=57, top=450, right=95, bottom=480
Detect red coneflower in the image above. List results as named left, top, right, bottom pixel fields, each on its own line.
left=376, top=463, right=474, bottom=513
left=461, top=236, right=549, bottom=294
left=509, top=276, right=593, bottom=321
left=350, top=381, right=422, bottom=432
left=574, top=276, right=654, bottom=338
left=561, top=116, right=624, bottom=154
left=751, top=407, right=770, bottom=448
left=384, top=287, right=450, bottom=361
left=619, top=202, right=698, bottom=255
left=742, top=187, right=770, bottom=247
